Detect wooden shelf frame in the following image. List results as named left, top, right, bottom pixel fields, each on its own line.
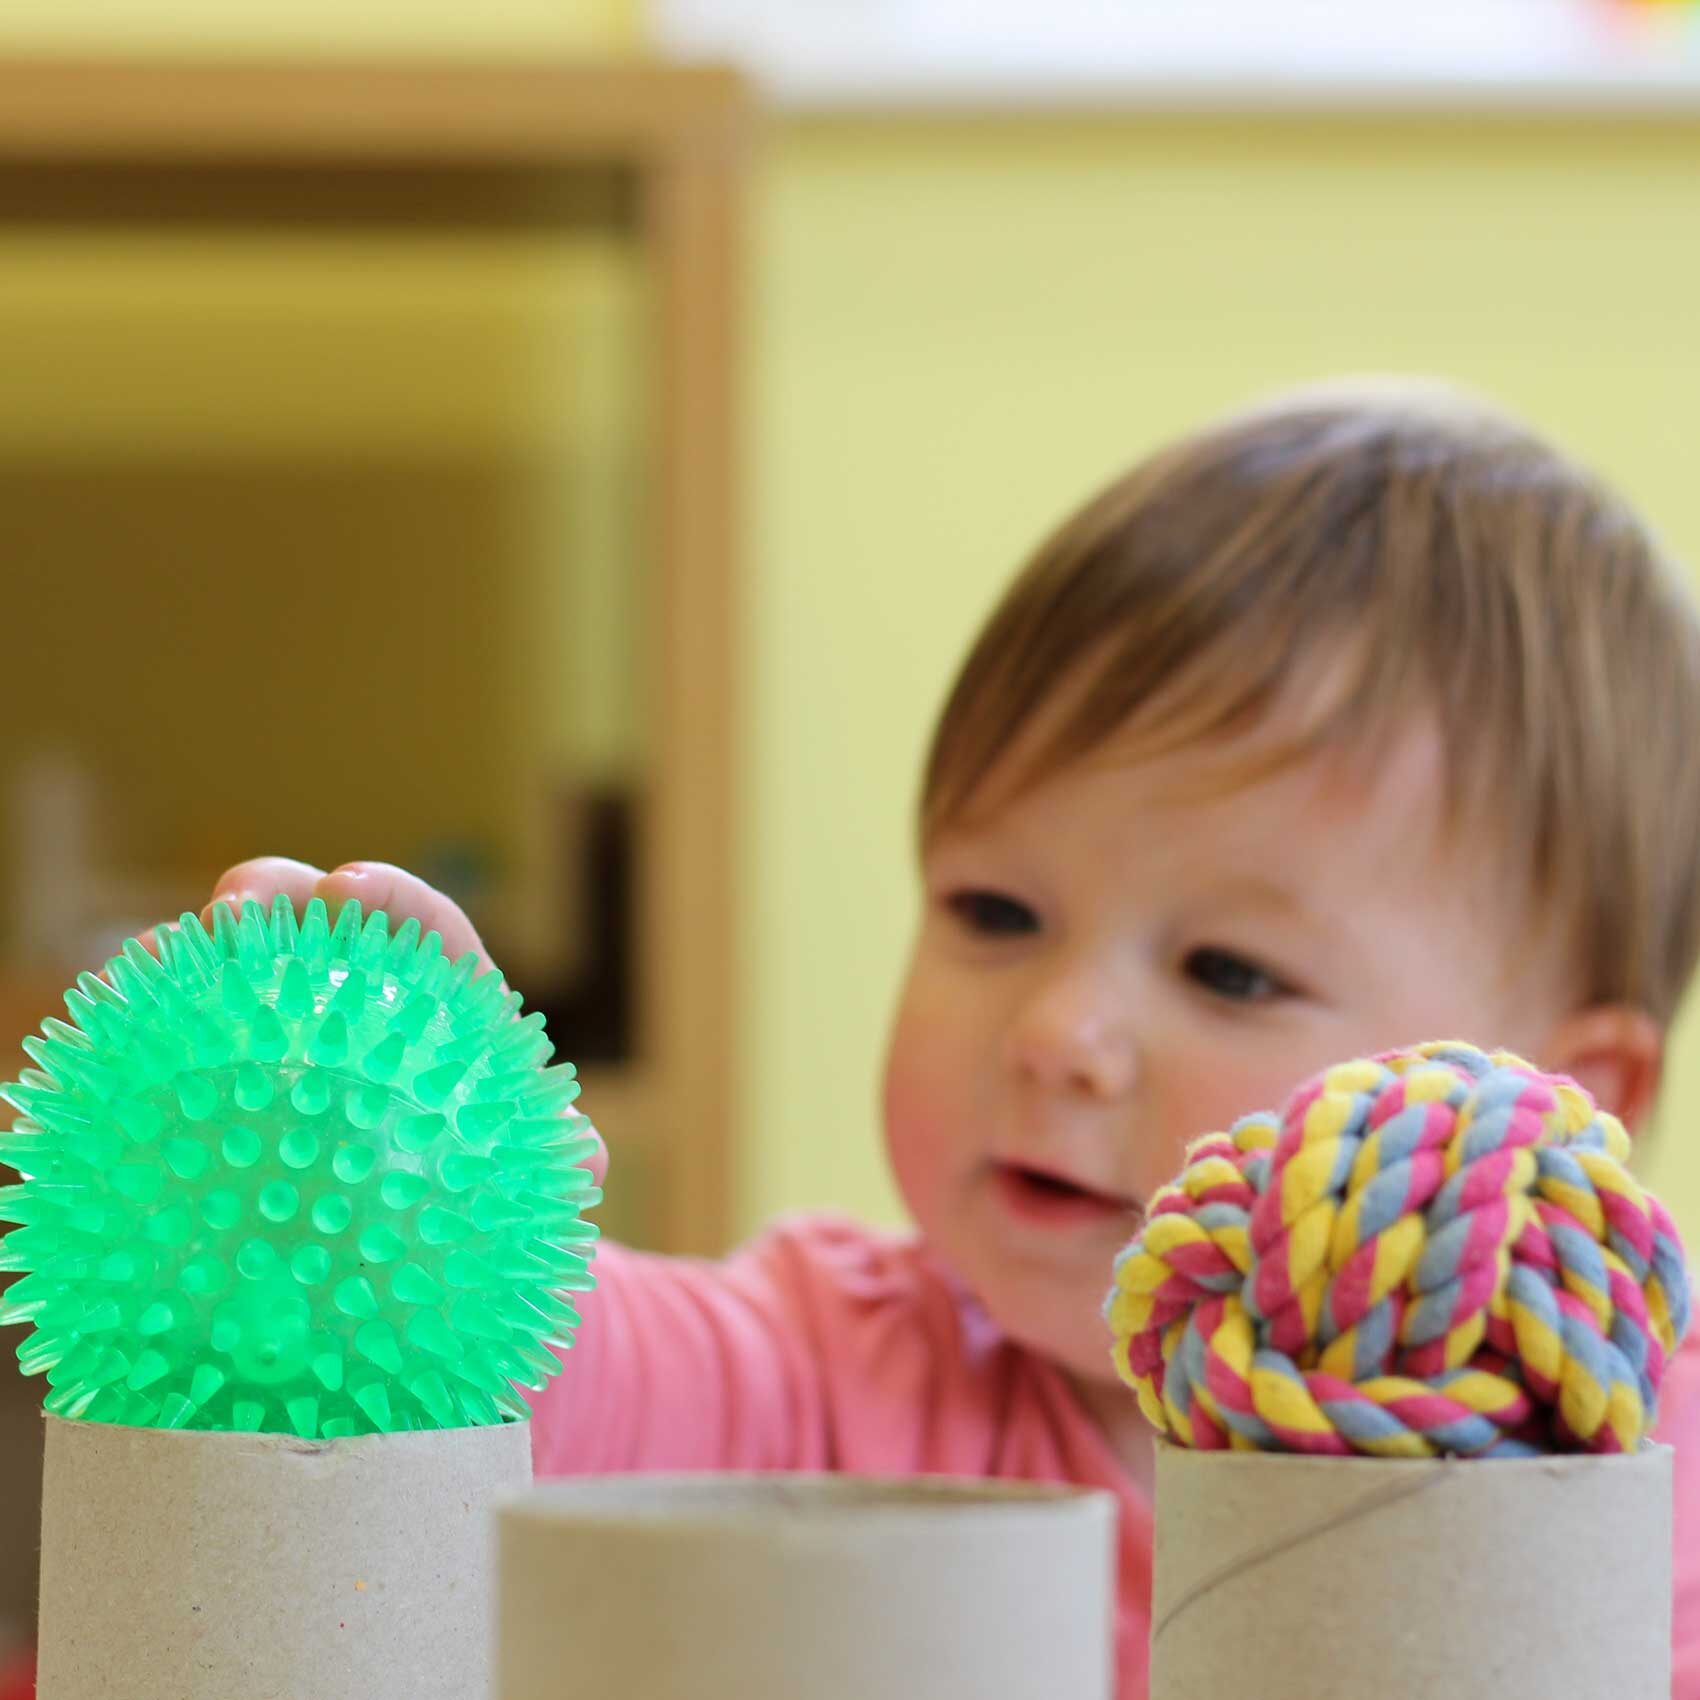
left=0, top=56, right=751, bottom=1256
left=0, top=57, right=748, bottom=162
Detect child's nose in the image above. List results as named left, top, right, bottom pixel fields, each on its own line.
left=1005, top=965, right=1139, bottom=1101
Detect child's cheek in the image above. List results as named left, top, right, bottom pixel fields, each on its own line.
left=881, top=1028, right=964, bottom=1227
left=1156, top=1051, right=1320, bottom=1181
left=882, top=1047, right=937, bottom=1191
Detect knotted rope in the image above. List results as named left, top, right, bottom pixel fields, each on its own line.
left=1104, top=1042, right=1690, bottom=1456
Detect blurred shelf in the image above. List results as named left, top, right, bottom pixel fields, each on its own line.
left=0, top=57, right=749, bottom=164
left=0, top=57, right=750, bottom=1257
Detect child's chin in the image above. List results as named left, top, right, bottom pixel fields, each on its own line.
left=980, top=1284, right=1123, bottom=1381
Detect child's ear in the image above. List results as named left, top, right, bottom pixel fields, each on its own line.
left=1539, top=1004, right=1665, bottom=1135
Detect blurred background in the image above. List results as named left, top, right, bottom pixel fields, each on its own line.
left=2, top=0, right=1700, bottom=1680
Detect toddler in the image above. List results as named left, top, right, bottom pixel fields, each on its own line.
left=188, top=381, right=1700, bottom=1696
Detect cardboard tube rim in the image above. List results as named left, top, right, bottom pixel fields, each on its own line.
left=40, top=1408, right=528, bottom=1454
left=509, top=1471, right=1113, bottom=1534
left=1153, top=1434, right=1672, bottom=1481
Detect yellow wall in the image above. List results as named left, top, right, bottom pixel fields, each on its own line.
left=745, top=115, right=1700, bottom=1244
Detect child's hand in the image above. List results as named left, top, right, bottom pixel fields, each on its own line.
left=147, top=856, right=608, bottom=1188
left=204, top=857, right=494, bottom=976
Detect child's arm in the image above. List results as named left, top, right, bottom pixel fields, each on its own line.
left=1657, top=1330, right=1700, bottom=1695
left=530, top=1234, right=828, bottom=1474
left=533, top=1212, right=992, bottom=1480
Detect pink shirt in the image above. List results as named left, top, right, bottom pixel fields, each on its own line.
left=530, top=1213, right=1700, bottom=1698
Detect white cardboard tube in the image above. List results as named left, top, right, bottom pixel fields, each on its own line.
left=1151, top=1442, right=1672, bottom=1700
left=37, top=1412, right=532, bottom=1700
left=498, top=1473, right=1117, bottom=1699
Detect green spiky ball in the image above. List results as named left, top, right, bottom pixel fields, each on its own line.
left=0, top=896, right=599, bottom=1437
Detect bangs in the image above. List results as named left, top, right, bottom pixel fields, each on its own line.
left=922, top=399, right=1491, bottom=845
left=918, top=385, right=1700, bottom=1015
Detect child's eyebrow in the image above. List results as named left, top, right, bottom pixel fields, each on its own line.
left=1191, top=875, right=1329, bottom=932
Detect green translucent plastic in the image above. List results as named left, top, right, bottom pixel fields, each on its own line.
left=0, top=897, right=599, bottom=1436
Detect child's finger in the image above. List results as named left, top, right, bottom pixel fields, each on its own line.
left=203, top=856, right=328, bottom=928
left=315, top=861, right=495, bottom=975
left=580, top=1123, right=609, bottom=1188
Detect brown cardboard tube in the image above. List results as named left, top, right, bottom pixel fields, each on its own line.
left=1151, top=1441, right=1672, bottom=1700
left=498, top=1473, right=1117, bottom=1699
left=37, top=1412, right=532, bottom=1700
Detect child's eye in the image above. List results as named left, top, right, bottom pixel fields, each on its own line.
left=1183, top=946, right=1287, bottom=1003
left=945, top=890, right=1039, bottom=937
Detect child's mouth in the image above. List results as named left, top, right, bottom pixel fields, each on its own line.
left=991, top=1162, right=1140, bottom=1229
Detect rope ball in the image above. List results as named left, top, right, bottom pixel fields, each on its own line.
left=1104, top=1042, right=1690, bottom=1457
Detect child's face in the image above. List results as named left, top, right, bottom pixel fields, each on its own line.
left=882, top=708, right=1574, bottom=1383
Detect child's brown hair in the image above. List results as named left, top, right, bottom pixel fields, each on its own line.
left=921, top=380, right=1700, bottom=1022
